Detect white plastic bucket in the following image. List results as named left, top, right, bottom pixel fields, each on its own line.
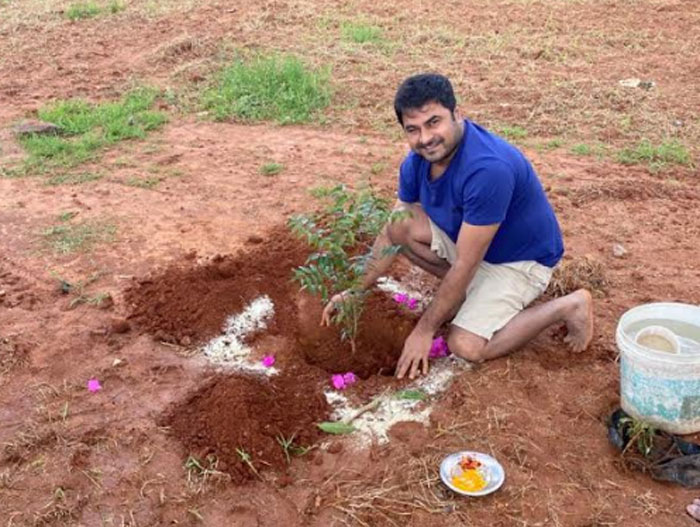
left=616, top=302, right=700, bottom=434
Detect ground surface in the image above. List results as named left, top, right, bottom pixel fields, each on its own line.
left=1, top=0, right=700, bottom=525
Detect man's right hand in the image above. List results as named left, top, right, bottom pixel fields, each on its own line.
left=321, top=291, right=350, bottom=326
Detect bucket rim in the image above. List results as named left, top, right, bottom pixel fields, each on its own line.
left=616, top=302, right=700, bottom=363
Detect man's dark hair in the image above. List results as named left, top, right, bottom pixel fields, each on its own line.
left=394, top=73, right=457, bottom=125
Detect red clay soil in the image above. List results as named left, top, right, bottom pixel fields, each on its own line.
left=162, top=370, right=331, bottom=484
left=3, top=1, right=700, bottom=521
left=125, top=226, right=415, bottom=378
left=296, top=292, right=416, bottom=379
left=124, top=227, right=309, bottom=346
left=126, top=227, right=419, bottom=483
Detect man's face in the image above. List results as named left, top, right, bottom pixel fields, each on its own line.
left=401, top=101, right=462, bottom=164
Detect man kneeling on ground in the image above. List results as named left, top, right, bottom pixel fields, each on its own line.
left=322, top=73, right=594, bottom=379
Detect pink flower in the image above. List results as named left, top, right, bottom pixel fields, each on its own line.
left=342, top=372, right=357, bottom=385
left=87, top=378, right=102, bottom=393
left=393, top=292, right=408, bottom=304
left=331, top=374, right=346, bottom=390
left=429, top=337, right=450, bottom=358
left=407, top=298, right=418, bottom=310
left=261, top=355, right=275, bottom=367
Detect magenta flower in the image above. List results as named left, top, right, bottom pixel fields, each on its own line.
left=331, top=374, right=346, bottom=390
left=87, top=378, right=102, bottom=393
left=407, top=298, right=418, bottom=310
left=342, top=372, right=358, bottom=385
left=261, top=355, right=275, bottom=367
left=429, top=337, right=450, bottom=358
left=393, top=292, right=409, bottom=305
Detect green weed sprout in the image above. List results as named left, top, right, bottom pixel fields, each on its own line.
left=289, top=184, right=398, bottom=353
left=235, top=447, right=261, bottom=479
left=276, top=433, right=296, bottom=464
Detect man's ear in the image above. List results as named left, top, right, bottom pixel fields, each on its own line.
left=452, top=107, right=462, bottom=121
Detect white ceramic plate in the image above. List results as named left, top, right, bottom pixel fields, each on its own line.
left=439, top=451, right=505, bottom=497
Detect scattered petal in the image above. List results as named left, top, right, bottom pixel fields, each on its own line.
left=429, top=337, right=450, bottom=358
left=87, top=378, right=102, bottom=393
left=331, top=374, right=346, bottom=390
left=392, top=293, right=408, bottom=304
left=342, top=372, right=357, bottom=385
left=261, top=355, right=275, bottom=367
left=407, top=298, right=418, bottom=310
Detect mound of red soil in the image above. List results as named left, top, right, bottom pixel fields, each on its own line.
left=124, top=228, right=309, bottom=345
left=128, top=228, right=421, bottom=481
left=125, top=228, right=417, bottom=377
left=296, top=292, right=415, bottom=378
left=162, top=370, right=330, bottom=483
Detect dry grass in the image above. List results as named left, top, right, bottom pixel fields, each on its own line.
left=325, top=452, right=469, bottom=526
left=570, top=178, right=693, bottom=206
left=0, top=335, right=29, bottom=379
left=183, top=454, right=231, bottom=496
left=149, top=34, right=215, bottom=65
left=547, top=255, right=609, bottom=298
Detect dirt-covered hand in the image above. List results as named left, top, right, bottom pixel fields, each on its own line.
left=396, top=329, right=433, bottom=379
left=321, top=290, right=349, bottom=326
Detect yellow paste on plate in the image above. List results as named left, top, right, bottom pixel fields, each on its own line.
left=452, top=468, right=487, bottom=492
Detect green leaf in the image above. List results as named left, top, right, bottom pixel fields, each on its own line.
left=317, top=422, right=356, bottom=435
left=394, top=389, right=427, bottom=401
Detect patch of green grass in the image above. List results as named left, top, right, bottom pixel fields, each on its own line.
left=0, top=166, right=29, bottom=179
left=571, top=143, right=593, bottom=156
left=617, top=139, right=691, bottom=170
left=46, top=171, right=103, bottom=186
left=107, top=0, right=126, bottom=13
left=571, top=143, right=607, bottom=160
left=201, top=54, right=331, bottom=124
left=370, top=162, right=386, bottom=175
left=259, top=162, right=284, bottom=176
left=498, top=125, right=528, bottom=141
left=341, top=22, right=384, bottom=44
left=65, top=0, right=125, bottom=20
left=58, top=211, right=79, bottom=222
left=126, top=175, right=161, bottom=188
left=543, top=138, right=563, bottom=150
left=19, top=88, right=167, bottom=172
left=43, top=215, right=116, bottom=254
left=65, top=2, right=101, bottom=20
left=51, top=271, right=111, bottom=308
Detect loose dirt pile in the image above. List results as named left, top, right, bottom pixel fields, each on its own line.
left=125, top=227, right=423, bottom=481
left=162, top=371, right=330, bottom=484
left=124, top=228, right=307, bottom=346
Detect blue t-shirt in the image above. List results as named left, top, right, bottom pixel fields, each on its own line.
left=398, top=120, right=563, bottom=267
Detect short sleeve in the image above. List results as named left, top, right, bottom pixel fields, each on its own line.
left=397, top=155, right=419, bottom=203
left=462, top=162, right=515, bottom=225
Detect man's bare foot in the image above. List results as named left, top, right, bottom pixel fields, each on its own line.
left=562, top=289, right=594, bottom=352
left=687, top=499, right=700, bottom=521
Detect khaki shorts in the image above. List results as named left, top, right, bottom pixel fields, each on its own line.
left=429, top=220, right=553, bottom=340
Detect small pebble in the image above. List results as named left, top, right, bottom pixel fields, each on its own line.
left=612, top=243, right=628, bottom=258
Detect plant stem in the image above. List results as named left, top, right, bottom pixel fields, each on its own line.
left=340, top=390, right=388, bottom=425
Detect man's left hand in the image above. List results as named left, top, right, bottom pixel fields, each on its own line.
left=396, top=329, right=433, bottom=379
